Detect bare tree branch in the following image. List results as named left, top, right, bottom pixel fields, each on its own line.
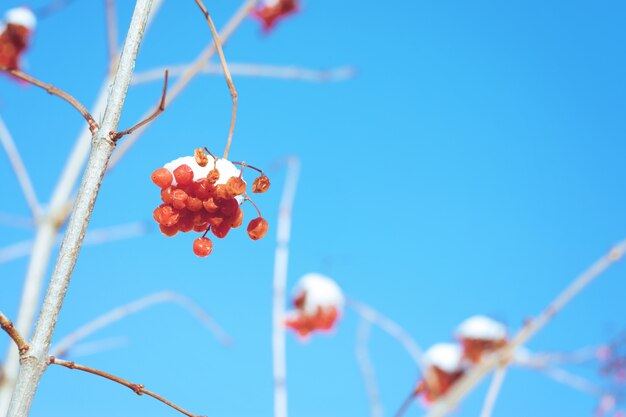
left=272, top=157, right=300, bottom=417
left=108, top=0, right=260, bottom=170
left=105, top=0, right=119, bottom=73
left=132, top=62, right=356, bottom=85
left=356, top=319, right=383, bottom=417
left=347, top=298, right=424, bottom=370
left=425, top=238, right=626, bottom=417
left=0, top=314, right=28, bottom=355
left=51, top=290, right=232, bottom=357
left=49, top=357, right=205, bottom=417
left=0, top=213, right=34, bottom=230
left=0, top=222, right=150, bottom=265
left=0, top=115, right=41, bottom=219
left=478, top=366, right=507, bottom=417
left=111, top=70, right=169, bottom=141
left=193, top=0, right=239, bottom=159
left=0, top=68, right=98, bottom=134
left=6, top=2, right=156, bottom=415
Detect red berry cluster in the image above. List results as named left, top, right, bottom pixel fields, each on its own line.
left=0, top=8, right=35, bottom=72
left=151, top=148, right=270, bottom=257
left=285, top=292, right=340, bottom=338
left=252, top=0, right=298, bottom=32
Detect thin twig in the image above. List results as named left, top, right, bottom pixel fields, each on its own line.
left=0, top=313, right=28, bottom=355
left=356, top=319, right=383, bottom=417
left=49, top=357, right=205, bottom=417
left=478, top=366, right=507, bottom=417
left=0, top=67, right=98, bottom=133
left=426, top=238, right=626, bottom=417
left=0, top=115, right=41, bottom=219
left=193, top=0, right=238, bottom=159
left=105, top=0, right=119, bottom=74
left=132, top=62, right=356, bottom=85
left=6, top=2, right=155, bottom=415
left=51, top=290, right=232, bottom=357
left=108, top=0, right=260, bottom=171
left=393, top=390, right=417, bottom=417
left=111, top=70, right=169, bottom=140
left=346, top=298, right=424, bottom=370
left=0, top=222, right=150, bottom=265
left=272, top=157, right=300, bottom=417
left=0, top=213, right=34, bottom=230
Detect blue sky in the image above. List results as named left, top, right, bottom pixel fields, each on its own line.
left=1, top=1, right=626, bottom=416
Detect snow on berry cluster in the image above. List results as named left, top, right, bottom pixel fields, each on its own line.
left=252, top=0, right=298, bottom=32
left=151, top=148, right=270, bottom=257
left=415, top=316, right=508, bottom=403
left=0, top=7, right=36, bottom=71
left=285, top=273, right=344, bottom=338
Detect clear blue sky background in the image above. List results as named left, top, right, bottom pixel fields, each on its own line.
left=1, top=1, right=625, bottom=416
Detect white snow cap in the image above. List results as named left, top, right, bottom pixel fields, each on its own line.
left=5, top=7, right=37, bottom=31
left=424, top=343, right=464, bottom=373
left=263, top=0, right=281, bottom=6
left=294, top=273, right=344, bottom=315
left=163, top=156, right=241, bottom=186
left=455, top=315, right=507, bottom=341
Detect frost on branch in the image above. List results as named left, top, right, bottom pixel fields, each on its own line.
left=455, top=315, right=508, bottom=363
left=285, top=273, right=344, bottom=338
left=151, top=148, right=270, bottom=257
left=0, top=7, right=36, bottom=71
left=415, top=343, right=466, bottom=404
left=252, top=0, right=299, bottom=32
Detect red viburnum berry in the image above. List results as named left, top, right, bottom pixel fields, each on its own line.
left=193, top=178, right=214, bottom=200
left=247, top=217, right=268, bottom=240
left=230, top=207, right=244, bottom=228
left=186, top=196, right=203, bottom=212
left=252, top=0, right=298, bottom=32
left=207, top=168, right=220, bottom=184
left=177, top=214, right=195, bottom=233
left=193, top=237, right=213, bottom=257
left=0, top=7, right=36, bottom=72
left=203, top=197, right=220, bottom=213
left=214, top=184, right=233, bottom=200
left=226, top=176, right=246, bottom=196
left=173, top=164, right=194, bottom=185
left=153, top=204, right=180, bottom=227
left=219, top=197, right=239, bottom=216
left=194, top=148, right=209, bottom=167
left=151, top=168, right=173, bottom=188
left=252, top=175, right=271, bottom=193
left=171, top=188, right=189, bottom=210
left=160, top=186, right=174, bottom=204
left=159, top=224, right=178, bottom=237
left=212, top=223, right=231, bottom=239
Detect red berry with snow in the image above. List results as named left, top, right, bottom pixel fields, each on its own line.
left=173, top=164, right=194, bottom=185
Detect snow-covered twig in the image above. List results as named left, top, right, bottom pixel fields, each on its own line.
left=49, top=357, right=204, bottom=417
left=6, top=2, right=155, bottom=415
left=356, top=318, right=383, bottom=417
left=425, top=238, right=626, bottom=417
left=0, top=115, right=41, bottom=219
left=478, top=366, right=507, bottom=417
left=51, top=290, right=232, bottom=357
left=132, top=62, right=356, bottom=85
left=272, top=157, right=300, bottom=417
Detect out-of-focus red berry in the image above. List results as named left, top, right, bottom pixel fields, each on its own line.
left=171, top=188, right=189, bottom=210
left=252, top=0, right=299, bottom=32
left=151, top=168, right=173, bottom=188
left=252, top=175, right=271, bottom=193
left=193, top=237, right=213, bottom=257
left=159, top=224, right=178, bottom=237
left=247, top=217, right=268, bottom=240
left=173, top=164, right=194, bottom=185
left=227, top=176, right=246, bottom=196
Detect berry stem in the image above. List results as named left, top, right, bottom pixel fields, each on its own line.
left=244, top=193, right=262, bottom=217
left=231, top=161, right=264, bottom=175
